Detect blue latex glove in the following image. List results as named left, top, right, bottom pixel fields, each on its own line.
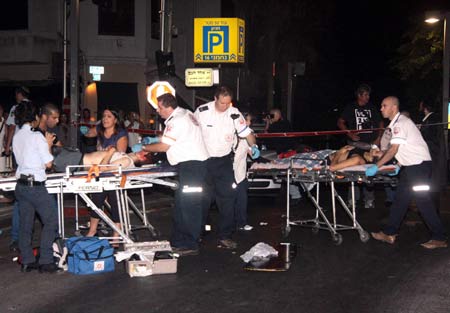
left=365, top=165, right=378, bottom=177
left=388, top=165, right=400, bottom=176
left=142, top=136, right=159, bottom=145
left=79, top=125, right=89, bottom=135
left=251, top=145, right=260, bottom=159
left=132, top=143, right=143, bottom=153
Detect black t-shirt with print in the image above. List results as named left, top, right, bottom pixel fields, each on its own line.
left=340, top=102, right=382, bottom=144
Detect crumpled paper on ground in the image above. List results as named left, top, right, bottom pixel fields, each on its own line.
left=115, top=250, right=155, bottom=262
left=240, top=242, right=279, bottom=263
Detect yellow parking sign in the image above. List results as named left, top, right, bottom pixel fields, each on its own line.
left=194, top=18, right=245, bottom=63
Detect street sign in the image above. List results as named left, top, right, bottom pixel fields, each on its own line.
left=194, top=18, right=245, bottom=64
left=147, top=81, right=176, bottom=109
left=89, top=66, right=104, bottom=75
left=185, top=68, right=214, bottom=87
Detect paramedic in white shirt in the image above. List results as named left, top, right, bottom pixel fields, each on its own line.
left=366, top=96, right=446, bottom=249
left=194, top=86, right=259, bottom=250
left=133, top=93, right=209, bottom=256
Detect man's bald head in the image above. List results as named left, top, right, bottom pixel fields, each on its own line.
left=380, top=96, right=400, bottom=120
left=270, top=108, right=283, bottom=122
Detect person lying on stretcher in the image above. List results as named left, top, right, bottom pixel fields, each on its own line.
left=252, top=145, right=380, bottom=171
left=328, top=145, right=380, bottom=171
left=52, top=146, right=152, bottom=172
left=82, top=147, right=151, bottom=171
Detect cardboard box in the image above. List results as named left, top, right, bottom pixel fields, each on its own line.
left=125, top=249, right=177, bottom=277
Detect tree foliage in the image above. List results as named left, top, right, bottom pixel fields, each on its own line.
left=391, top=20, right=443, bottom=109
left=392, top=24, right=442, bottom=80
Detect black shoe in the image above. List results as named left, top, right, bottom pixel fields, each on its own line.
left=21, top=262, right=39, bottom=273
left=39, top=263, right=62, bottom=274
left=9, top=241, right=19, bottom=252
left=172, top=247, right=199, bottom=257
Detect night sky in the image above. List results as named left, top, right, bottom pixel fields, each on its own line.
left=285, top=0, right=450, bottom=133
left=333, top=0, right=449, bottom=102
left=1, top=0, right=450, bottom=120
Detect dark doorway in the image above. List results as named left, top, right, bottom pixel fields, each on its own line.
left=96, top=82, right=139, bottom=118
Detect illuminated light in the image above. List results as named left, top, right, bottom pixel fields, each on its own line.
left=86, top=82, right=97, bottom=94
left=412, top=185, right=430, bottom=191
left=147, top=81, right=176, bottom=110
left=182, top=186, right=203, bottom=193
left=149, top=119, right=155, bottom=124
left=205, top=224, right=211, bottom=231
left=425, top=17, right=440, bottom=23
left=90, top=117, right=96, bottom=122
left=232, top=183, right=237, bottom=189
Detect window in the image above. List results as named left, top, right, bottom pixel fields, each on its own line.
left=97, top=0, right=134, bottom=36
left=0, top=0, right=28, bottom=30
left=150, top=0, right=160, bottom=39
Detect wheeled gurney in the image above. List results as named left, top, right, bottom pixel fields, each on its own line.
left=0, top=164, right=178, bottom=243
left=249, top=157, right=397, bottom=245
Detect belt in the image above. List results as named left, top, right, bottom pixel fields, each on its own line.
left=17, top=179, right=46, bottom=186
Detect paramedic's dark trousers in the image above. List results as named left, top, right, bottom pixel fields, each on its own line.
left=16, top=183, right=58, bottom=265
left=171, top=160, right=207, bottom=249
left=384, top=161, right=446, bottom=241
left=202, top=154, right=237, bottom=240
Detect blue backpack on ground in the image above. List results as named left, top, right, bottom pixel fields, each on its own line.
left=66, top=237, right=115, bottom=275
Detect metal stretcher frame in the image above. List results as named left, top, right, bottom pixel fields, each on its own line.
left=249, top=159, right=397, bottom=245
left=0, top=164, right=178, bottom=244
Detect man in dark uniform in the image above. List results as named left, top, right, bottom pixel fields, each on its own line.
left=418, top=100, right=447, bottom=208
left=337, top=84, right=383, bottom=209
left=367, top=96, right=446, bottom=249
left=264, top=108, right=294, bottom=154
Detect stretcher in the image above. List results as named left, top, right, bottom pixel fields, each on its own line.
left=0, top=164, right=178, bottom=243
left=249, top=158, right=397, bottom=245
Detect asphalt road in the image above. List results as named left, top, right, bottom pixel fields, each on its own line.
left=0, top=186, right=449, bottom=313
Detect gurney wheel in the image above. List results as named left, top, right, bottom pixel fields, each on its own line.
left=359, top=230, right=370, bottom=243
left=332, top=233, right=343, bottom=245
left=312, top=225, right=319, bottom=234
left=282, top=226, right=291, bottom=238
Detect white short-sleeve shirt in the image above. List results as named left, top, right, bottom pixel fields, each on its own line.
left=13, top=124, right=53, bottom=181
left=161, top=107, right=209, bottom=166
left=194, top=101, right=251, bottom=158
left=388, top=112, right=431, bottom=166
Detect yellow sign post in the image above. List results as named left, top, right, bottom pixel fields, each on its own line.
left=194, top=18, right=245, bottom=64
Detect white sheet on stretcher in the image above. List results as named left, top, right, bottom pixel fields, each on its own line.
left=250, top=149, right=335, bottom=171
left=250, top=162, right=396, bottom=173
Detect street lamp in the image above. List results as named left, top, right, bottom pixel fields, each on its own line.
left=425, top=10, right=450, bottom=160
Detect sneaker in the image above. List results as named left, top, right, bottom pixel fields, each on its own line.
left=420, top=240, right=447, bottom=249
left=371, top=231, right=397, bottom=244
left=217, top=239, right=237, bottom=249
left=364, top=200, right=375, bottom=209
left=171, top=247, right=199, bottom=256
left=238, top=225, right=253, bottom=231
